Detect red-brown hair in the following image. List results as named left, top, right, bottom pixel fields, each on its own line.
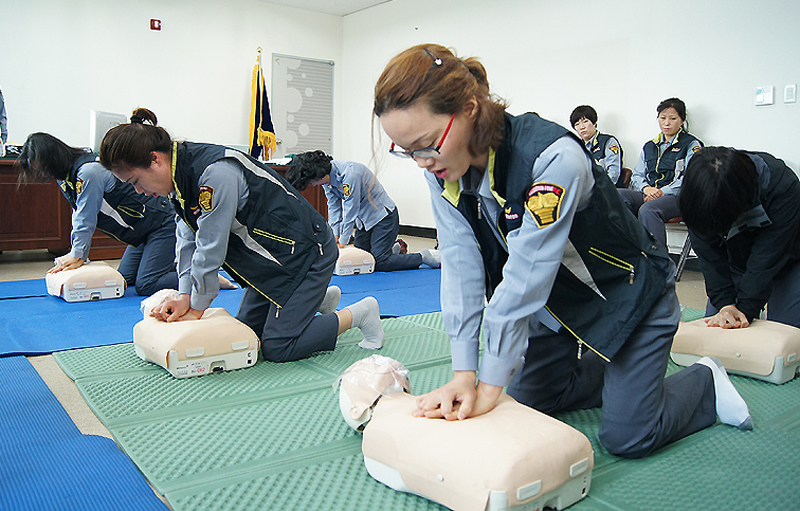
left=373, top=44, right=506, bottom=157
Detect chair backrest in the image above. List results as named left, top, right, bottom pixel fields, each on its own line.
left=617, top=167, right=632, bottom=189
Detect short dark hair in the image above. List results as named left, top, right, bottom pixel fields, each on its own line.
left=286, top=150, right=333, bottom=191
left=16, top=132, right=88, bottom=184
left=570, top=105, right=597, bottom=127
left=657, top=97, right=686, bottom=121
left=680, top=146, right=758, bottom=237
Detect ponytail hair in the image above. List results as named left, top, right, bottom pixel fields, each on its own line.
left=373, top=43, right=507, bottom=157
left=99, top=107, right=172, bottom=172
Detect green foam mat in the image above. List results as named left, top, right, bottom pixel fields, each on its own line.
left=53, top=312, right=800, bottom=511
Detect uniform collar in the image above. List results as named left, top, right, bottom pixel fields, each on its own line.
left=653, top=127, right=684, bottom=145
left=587, top=130, right=600, bottom=149
left=441, top=148, right=503, bottom=207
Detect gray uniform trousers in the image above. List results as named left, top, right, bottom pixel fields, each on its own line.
left=237, top=230, right=339, bottom=362
left=354, top=207, right=422, bottom=272
left=507, top=266, right=717, bottom=459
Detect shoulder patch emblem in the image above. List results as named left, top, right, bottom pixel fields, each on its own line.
left=526, top=183, right=564, bottom=228
left=198, top=185, right=214, bottom=212
left=692, top=145, right=701, bottom=153
left=342, top=183, right=351, bottom=197
left=75, top=178, right=84, bottom=195
left=608, top=144, right=620, bottom=155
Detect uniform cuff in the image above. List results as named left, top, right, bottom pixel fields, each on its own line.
left=450, top=340, right=480, bottom=372
left=477, top=351, right=520, bottom=388
left=190, top=292, right=215, bottom=311
left=179, top=276, right=193, bottom=295
left=70, top=247, right=89, bottom=261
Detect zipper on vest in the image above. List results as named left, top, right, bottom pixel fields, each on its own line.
left=253, top=228, right=296, bottom=253
left=318, top=243, right=323, bottom=255
left=544, top=305, right=611, bottom=363
left=275, top=306, right=281, bottom=318
left=477, top=196, right=482, bottom=220
left=588, top=247, right=635, bottom=284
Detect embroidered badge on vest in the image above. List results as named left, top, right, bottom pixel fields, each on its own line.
left=75, top=178, right=84, bottom=195
left=526, top=183, right=564, bottom=228
left=342, top=183, right=351, bottom=196
left=198, top=185, right=214, bottom=212
left=609, top=144, right=620, bottom=155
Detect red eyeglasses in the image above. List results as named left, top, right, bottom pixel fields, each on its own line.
left=389, top=113, right=456, bottom=160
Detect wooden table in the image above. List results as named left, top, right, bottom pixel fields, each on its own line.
left=0, top=160, right=326, bottom=260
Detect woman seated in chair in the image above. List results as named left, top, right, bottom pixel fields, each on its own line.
left=680, top=146, right=800, bottom=329
left=619, top=98, right=702, bottom=247
left=570, top=105, right=625, bottom=187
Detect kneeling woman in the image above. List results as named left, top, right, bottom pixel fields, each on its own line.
left=100, top=109, right=384, bottom=362
left=16, top=132, right=179, bottom=296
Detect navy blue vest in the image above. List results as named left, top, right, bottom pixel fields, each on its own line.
left=171, top=142, right=329, bottom=308
left=642, top=130, right=702, bottom=188
left=443, top=113, right=671, bottom=360
left=589, top=132, right=625, bottom=187
left=59, top=153, right=172, bottom=247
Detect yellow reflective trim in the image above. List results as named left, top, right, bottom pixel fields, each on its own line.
left=253, top=228, right=295, bottom=246
left=544, top=305, right=611, bottom=362
left=441, top=179, right=461, bottom=206
left=487, top=147, right=506, bottom=208
left=223, top=263, right=281, bottom=308
left=171, top=141, right=185, bottom=212
left=588, top=247, right=634, bottom=273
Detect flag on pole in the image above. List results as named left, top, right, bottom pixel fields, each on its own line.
left=249, top=48, right=277, bottom=160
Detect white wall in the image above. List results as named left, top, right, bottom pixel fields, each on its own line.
left=1, top=0, right=344, bottom=152
left=4, top=0, right=799, bottom=231
left=340, top=0, right=800, bottom=229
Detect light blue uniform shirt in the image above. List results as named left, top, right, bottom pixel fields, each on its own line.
left=64, top=161, right=118, bottom=261
left=175, top=160, right=249, bottom=311
left=631, top=133, right=702, bottom=195
left=324, top=160, right=396, bottom=245
left=426, top=137, right=594, bottom=388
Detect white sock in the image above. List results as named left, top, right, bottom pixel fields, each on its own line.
left=696, top=356, right=753, bottom=430
left=347, top=297, right=384, bottom=349
left=318, top=286, right=341, bottom=315
left=420, top=249, right=441, bottom=268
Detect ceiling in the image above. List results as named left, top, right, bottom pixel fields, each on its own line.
left=257, top=0, right=393, bottom=16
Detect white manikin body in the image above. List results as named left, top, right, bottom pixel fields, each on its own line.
left=334, top=246, right=375, bottom=276
left=337, top=356, right=594, bottom=511
left=134, top=291, right=259, bottom=378
left=671, top=319, right=800, bottom=384
left=45, top=261, right=125, bottom=302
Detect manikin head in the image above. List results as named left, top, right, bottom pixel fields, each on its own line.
left=337, top=355, right=411, bottom=431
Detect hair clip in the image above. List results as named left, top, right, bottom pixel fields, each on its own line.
left=423, top=48, right=443, bottom=67
left=130, top=115, right=145, bottom=124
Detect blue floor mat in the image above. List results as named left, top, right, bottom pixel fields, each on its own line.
left=0, top=356, right=168, bottom=511
left=0, top=269, right=441, bottom=356
left=0, top=287, right=244, bottom=357
left=0, top=278, right=49, bottom=299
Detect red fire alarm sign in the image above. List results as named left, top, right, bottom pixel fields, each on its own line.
left=150, top=19, right=161, bottom=31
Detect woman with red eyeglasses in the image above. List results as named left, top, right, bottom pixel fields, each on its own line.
left=374, top=44, right=751, bottom=459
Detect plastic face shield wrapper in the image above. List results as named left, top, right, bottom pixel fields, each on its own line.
left=671, top=319, right=800, bottom=384
left=336, top=354, right=411, bottom=430
left=336, top=356, right=594, bottom=511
